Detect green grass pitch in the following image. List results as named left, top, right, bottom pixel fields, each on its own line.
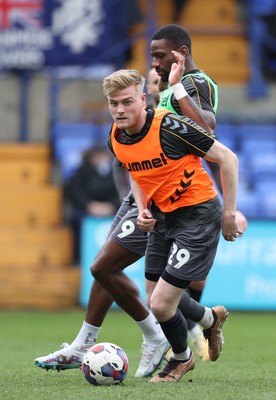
left=1, top=309, right=276, bottom=400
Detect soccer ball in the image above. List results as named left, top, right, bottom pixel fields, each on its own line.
left=81, top=342, right=128, bottom=386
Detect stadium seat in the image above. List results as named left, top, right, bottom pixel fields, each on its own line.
left=236, top=152, right=250, bottom=182
left=218, top=136, right=237, bottom=151
left=215, top=123, right=235, bottom=138
left=252, top=179, right=276, bottom=219
left=246, top=2, right=276, bottom=98
left=240, top=138, right=276, bottom=157
left=95, top=122, right=113, bottom=148
left=236, top=124, right=276, bottom=140
left=258, top=191, right=276, bottom=219
left=99, top=121, right=113, bottom=136
left=253, top=179, right=276, bottom=195
left=54, top=136, right=95, bottom=180
left=52, top=123, right=101, bottom=180
left=0, top=143, right=51, bottom=186
left=215, top=123, right=237, bottom=150
left=236, top=189, right=260, bottom=219
left=52, top=123, right=99, bottom=158
left=52, top=122, right=95, bottom=137
left=250, top=152, right=276, bottom=183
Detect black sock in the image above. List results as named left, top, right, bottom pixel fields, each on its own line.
left=159, top=309, right=188, bottom=354
left=178, top=288, right=205, bottom=330
left=186, top=287, right=203, bottom=303
left=187, top=287, right=202, bottom=330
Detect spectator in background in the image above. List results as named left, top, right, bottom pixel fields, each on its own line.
left=146, top=68, right=160, bottom=107
left=146, top=68, right=169, bottom=108
left=120, top=0, right=143, bottom=65
left=244, top=0, right=276, bottom=96
left=65, top=144, right=120, bottom=262
left=172, top=0, right=189, bottom=23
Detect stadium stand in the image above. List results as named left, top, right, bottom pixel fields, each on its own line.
left=52, top=122, right=101, bottom=180
left=216, top=122, right=276, bottom=220
left=0, top=144, right=80, bottom=310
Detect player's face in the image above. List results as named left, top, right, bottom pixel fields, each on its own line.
left=146, top=68, right=159, bottom=96
left=107, top=85, right=147, bottom=134
left=150, top=38, right=177, bottom=82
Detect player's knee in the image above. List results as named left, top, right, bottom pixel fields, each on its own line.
left=150, top=296, right=163, bottom=319
left=151, top=294, right=176, bottom=321
left=91, top=259, right=105, bottom=282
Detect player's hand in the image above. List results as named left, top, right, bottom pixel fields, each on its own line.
left=235, top=210, right=248, bottom=232
left=137, top=209, right=156, bottom=232
left=222, top=212, right=244, bottom=242
left=168, top=50, right=186, bottom=86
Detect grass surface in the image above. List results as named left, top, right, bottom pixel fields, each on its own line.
left=1, top=309, right=276, bottom=400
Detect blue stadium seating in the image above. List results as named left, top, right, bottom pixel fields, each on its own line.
left=254, top=179, right=276, bottom=195
left=236, top=152, right=250, bottom=182
left=52, top=122, right=101, bottom=180
left=215, top=123, right=237, bottom=151
left=236, top=189, right=260, bottom=219
left=258, top=192, right=276, bottom=218
left=249, top=153, right=276, bottom=186
left=256, top=179, right=276, bottom=218
left=215, top=123, right=235, bottom=139
left=55, top=137, right=95, bottom=180
left=99, top=122, right=112, bottom=137
left=246, top=2, right=276, bottom=98
left=240, top=138, right=276, bottom=157
left=236, top=124, right=276, bottom=140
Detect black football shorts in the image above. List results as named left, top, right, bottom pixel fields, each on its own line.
left=110, top=200, right=148, bottom=256
left=145, top=216, right=221, bottom=286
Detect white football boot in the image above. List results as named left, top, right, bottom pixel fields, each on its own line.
left=189, top=327, right=210, bottom=362
left=135, top=337, right=170, bottom=378
left=35, top=343, right=88, bottom=371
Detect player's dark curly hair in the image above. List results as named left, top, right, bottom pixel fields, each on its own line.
left=151, top=24, right=191, bottom=53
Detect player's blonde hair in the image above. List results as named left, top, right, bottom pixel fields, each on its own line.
left=103, top=69, right=145, bottom=97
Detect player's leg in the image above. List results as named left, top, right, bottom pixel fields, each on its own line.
left=144, top=227, right=172, bottom=307
left=182, top=281, right=209, bottom=361
left=145, top=228, right=209, bottom=362
left=147, top=265, right=209, bottom=361
left=176, top=220, right=229, bottom=362
left=34, top=201, right=134, bottom=371
left=34, top=279, right=115, bottom=371
left=35, top=204, right=168, bottom=376
left=92, top=237, right=148, bottom=319
left=34, top=202, right=139, bottom=371
left=84, top=280, right=114, bottom=327
left=87, top=206, right=168, bottom=359
left=91, top=236, right=169, bottom=377
left=149, top=218, right=229, bottom=382
left=145, top=234, right=198, bottom=381
left=149, top=278, right=195, bottom=382
left=92, top=206, right=155, bottom=321
left=94, top=207, right=170, bottom=377
left=35, top=201, right=169, bottom=376
left=145, top=228, right=202, bottom=363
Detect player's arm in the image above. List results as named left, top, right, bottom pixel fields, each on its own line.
left=130, top=177, right=156, bottom=232
left=168, top=50, right=215, bottom=132
left=168, top=58, right=248, bottom=231
left=204, top=141, right=243, bottom=241
left=112, top=158, right=130, bottom=202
